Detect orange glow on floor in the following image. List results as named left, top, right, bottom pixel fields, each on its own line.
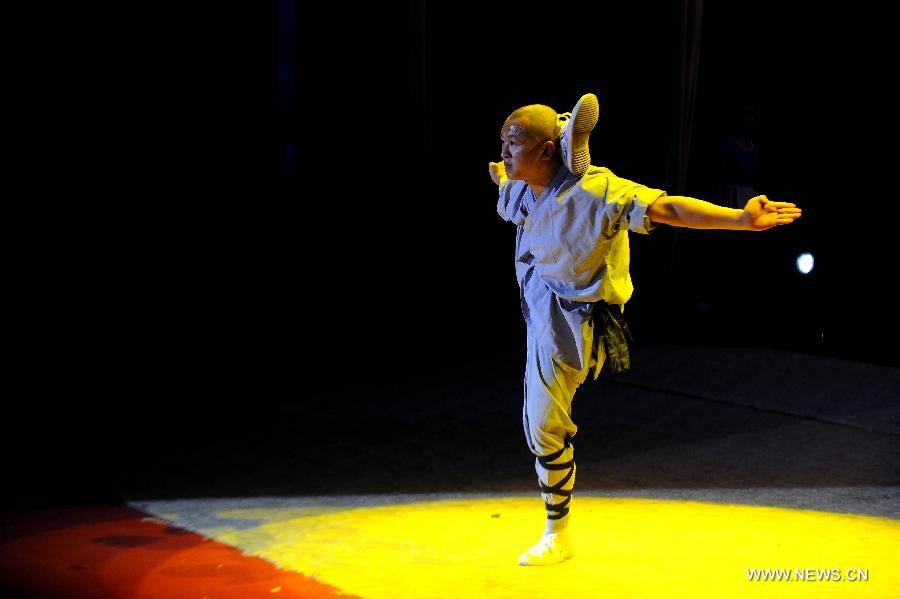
left=0, top=505, right=360, bottom=599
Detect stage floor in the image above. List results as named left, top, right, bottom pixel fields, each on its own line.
left=3, top=344, right=899, bottom=597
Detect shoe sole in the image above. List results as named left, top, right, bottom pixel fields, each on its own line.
left=565, top=93, right=599, bottom=176
left=517, top=551, right=575, bottom=566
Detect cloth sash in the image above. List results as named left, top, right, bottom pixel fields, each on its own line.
left=589, top=301, right=633, bottom=379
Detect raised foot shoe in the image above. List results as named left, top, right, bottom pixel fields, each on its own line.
left=517, top=531, right=575, bottom=566
left=559, top=93, right=599, bottom=176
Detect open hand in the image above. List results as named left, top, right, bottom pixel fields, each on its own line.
left=741, top=195, right=802, bottom=230
left=488, top=161, right=507, bottom=186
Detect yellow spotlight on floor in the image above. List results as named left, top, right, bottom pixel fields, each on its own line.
left=159, top=496, right=900, bottom=598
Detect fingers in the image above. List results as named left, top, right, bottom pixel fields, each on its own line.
left=748, top=196, right=801, bottom=211
left=774, top=214, right=801, bottom=225
left=767, top=204, right=802, bottom=220
left=753, top=196, right=801, bottom=216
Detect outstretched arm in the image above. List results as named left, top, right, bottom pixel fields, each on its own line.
left=647, top=195, right=802, bottom=231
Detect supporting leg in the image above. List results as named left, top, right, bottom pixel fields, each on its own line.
left=519, top=327, right=583, bottom=565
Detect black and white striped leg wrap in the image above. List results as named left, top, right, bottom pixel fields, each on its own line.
left=536, top=434, right=575, bottom=520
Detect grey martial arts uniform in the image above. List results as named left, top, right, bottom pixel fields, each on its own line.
left=497, top=164, right=665, bottom=525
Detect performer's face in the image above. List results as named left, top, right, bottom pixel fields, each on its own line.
left=500, top=119, right=548, bottom=182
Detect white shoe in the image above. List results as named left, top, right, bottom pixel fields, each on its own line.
left=559, top=93, right=599, bottom=176
left=517, top=531, right=575, bottom=566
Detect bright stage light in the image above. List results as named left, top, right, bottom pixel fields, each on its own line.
left=796, top=252, right=814, bottom=274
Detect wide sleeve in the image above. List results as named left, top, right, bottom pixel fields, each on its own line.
left=602, top=174, right=667, bottom=235
left=496, top=179, right=529, bottom=226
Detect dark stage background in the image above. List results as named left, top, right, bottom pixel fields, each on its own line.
left=6, top=2, right=897, bottom=508
left=271, top=2, right=897, bottom=375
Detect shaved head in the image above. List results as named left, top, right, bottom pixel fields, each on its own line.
left=500, top=103, right=562, bottom=187
left=504, top=104, right=559, bottom=142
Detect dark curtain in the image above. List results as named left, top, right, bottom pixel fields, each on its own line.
left=666, top=0, right=704, bottom=195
